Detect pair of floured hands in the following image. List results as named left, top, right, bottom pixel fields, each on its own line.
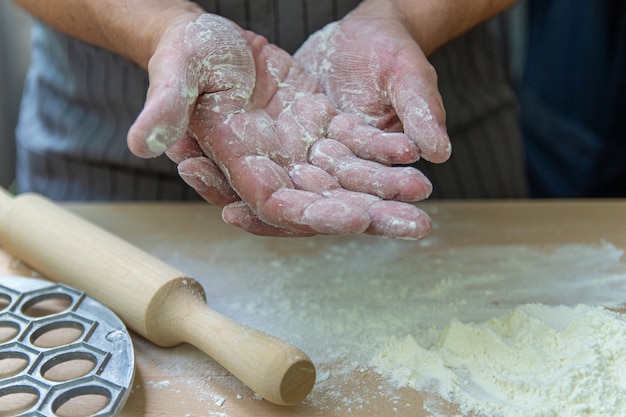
left=127, top=4, right=450, bottom=238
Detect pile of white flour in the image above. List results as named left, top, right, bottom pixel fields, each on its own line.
left=371, top=303, right=626, bottom=417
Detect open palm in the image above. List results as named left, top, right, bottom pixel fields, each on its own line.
left=295, top=3, right=451, bottom=164
left=129, top=14, right=433, bottom=238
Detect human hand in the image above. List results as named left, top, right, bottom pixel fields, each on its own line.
left=294, top=0, right=451, bottom=164
left=128, top=13, right=433, bottom=238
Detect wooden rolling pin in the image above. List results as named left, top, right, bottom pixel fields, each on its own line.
left=0, top=187, right=315, bottom=405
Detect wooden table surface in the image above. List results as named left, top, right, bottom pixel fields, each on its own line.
left=1, top=200, right=626, bottom=416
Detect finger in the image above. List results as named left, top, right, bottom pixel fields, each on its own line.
left=387, top=54, right=451, bottom=163
left=264, top=188, right=371, bottom=234
left=288, top=164, right=341, bottom=192
left=177, top=157, right=240, bottom=207
left=127, top=78, right=196, bottom=158
left=226, top=155, right=370, bottom=234
left=317, top=189, right=431, bottom=239
left=365, top=201, right=432, bottom=239
left=310, top=139, right=432, bottom=202
left=165, top=130, right=205, bottom=164
left=328, top=113, right=420, bottom=165
left=222, top=201, right=314, bottom=237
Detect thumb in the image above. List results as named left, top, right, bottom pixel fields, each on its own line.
left=127, top=14, right=255, bottom=159
left=389, top=64, right=451, bottom=163
left=127, top=54, right=198, bottom=158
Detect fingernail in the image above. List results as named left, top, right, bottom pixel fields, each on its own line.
left=178, top=170, right=210, bottom=192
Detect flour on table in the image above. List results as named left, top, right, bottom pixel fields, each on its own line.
left=372, top=304, right=626, bottom=417
left=147, top=380, right=171, bottom=389
left=143, top=233, right=626, bottom=416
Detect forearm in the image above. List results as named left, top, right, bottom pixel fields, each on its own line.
left=357, top=0, right=518, bottom=55
left=13, top=0, right=204, bottom=68
left=405, top=0, right=518, bottom=54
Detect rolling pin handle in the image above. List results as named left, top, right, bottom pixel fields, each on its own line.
left=148, top=280, right=316, bottom=405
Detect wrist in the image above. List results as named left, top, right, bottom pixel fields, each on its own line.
left=118, top=2, right=205, bottom=68
left=347, top=0, right=440, bottom=55
left=135, top=2, right=206, bottom=69
left=354, top=0, right=517, bottom=56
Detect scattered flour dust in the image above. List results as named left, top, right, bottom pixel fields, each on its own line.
left=144, top=233, right=626, bottom=416
left=372, top=304, right=626, bottom=417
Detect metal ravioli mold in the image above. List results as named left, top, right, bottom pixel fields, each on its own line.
left=0, top=276, right=135, bottom=417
